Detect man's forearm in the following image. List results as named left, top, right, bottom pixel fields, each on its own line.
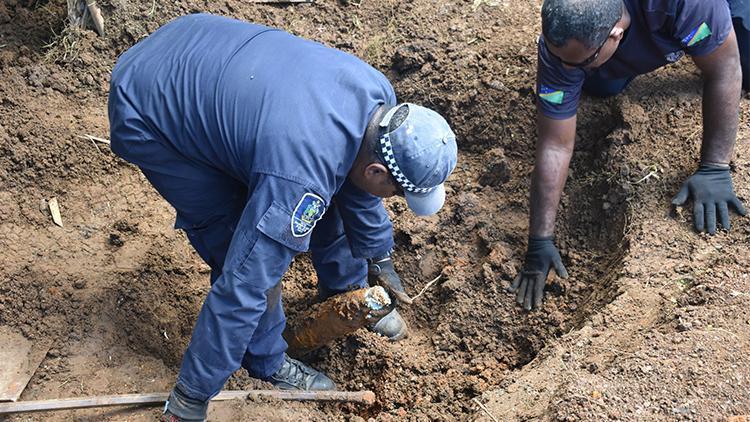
left=700, top=71, right=741, bottom=165
left=529, top=145, right=573, bottom=237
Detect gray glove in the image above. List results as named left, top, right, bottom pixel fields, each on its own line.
left=162, top=386, right=207, bottom=422
left=368, top=253, right=413, bottom=305
left=672, top=164, right=747, bottom=234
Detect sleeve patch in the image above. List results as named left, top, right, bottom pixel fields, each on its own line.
left=539, top=85, right=565, bottom=105
left=683, top=22, right=712, bottom=47
left=291, top=193, right=325, bottom=237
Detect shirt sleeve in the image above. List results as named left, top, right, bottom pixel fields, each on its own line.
left=175, top=174, right=327, bottom=401
left=334, top=178, right=394, bottom=259
left=536, top=37, right=586, bottom=120
left=674, top=0, right=733, bottom=56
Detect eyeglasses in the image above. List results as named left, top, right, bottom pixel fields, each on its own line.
left=544, top=17, right=621, bottom=68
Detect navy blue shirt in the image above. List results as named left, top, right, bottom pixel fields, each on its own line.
left=537, top=0, right=733, bottom=119
left=109, top=14, right=396, bottom=400
left=111, top=13, right=396, bottom=201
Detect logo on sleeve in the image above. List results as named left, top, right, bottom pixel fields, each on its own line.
left=539, top=85, right=564, bottom=105
left=291, top=193, right=325, bottom=237
left=682, top=22, right=712, bottom=47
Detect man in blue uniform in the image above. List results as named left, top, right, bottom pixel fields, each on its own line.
left=108, top=14, right=458, bottom=421
left=512, top=0, right=748, bottom=310
left=731, top=0, right=750, bottom=90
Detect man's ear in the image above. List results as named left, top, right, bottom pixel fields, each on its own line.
left=364, top=163, right=389, bottom=178
left=611, top=26, right=625, bottom=42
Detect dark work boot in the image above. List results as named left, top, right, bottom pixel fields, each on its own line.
left=268, top=354, right=336, bottom=391
left=161, top=386, right=207, bottom=422
left=368, top=308, right=408, bottom=341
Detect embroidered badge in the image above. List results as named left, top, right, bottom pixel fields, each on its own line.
left=291, top=193, right=325, bottom=238
left=539, top=85, right=564, bottom=105
left=682, top=22, right=712, bottom=47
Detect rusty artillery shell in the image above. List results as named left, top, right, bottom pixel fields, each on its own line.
left=284, top=286, right=391, bottom=357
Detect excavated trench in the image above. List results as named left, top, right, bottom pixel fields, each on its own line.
left=103, top=104, right=634, bottom=419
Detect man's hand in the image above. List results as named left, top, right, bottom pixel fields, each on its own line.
left=672, top=164, right=747, bottom=234
left=509, top=236, right=568, bottom=311
left=368, top=254, right=413, bottom=305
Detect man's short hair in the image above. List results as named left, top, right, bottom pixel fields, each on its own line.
left=542, top=0, right=622, bottom=49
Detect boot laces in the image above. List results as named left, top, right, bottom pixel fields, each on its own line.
left=278, top=356, right=315, bottom=386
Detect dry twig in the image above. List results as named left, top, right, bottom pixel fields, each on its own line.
left=472, top=397, right=499, bottom=422
left=411, top=272, right=443, bottom=302
left=147, top=0, right=156, bottom=16
left=77, top=134, right=110, bottom=145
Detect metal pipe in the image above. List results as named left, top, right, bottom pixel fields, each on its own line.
left=0, top=389, right=376, bottom=414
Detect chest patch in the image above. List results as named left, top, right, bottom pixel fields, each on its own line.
left=291, top=193, right=325, bottom=237
left=682, top=22, right=712, bottom=47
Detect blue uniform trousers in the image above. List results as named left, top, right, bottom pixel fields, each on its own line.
left=734, top=15, right=750, bottom=90
left=736, top=18, right=750, bottom=90
left=122, top=139, right=368, bottom=379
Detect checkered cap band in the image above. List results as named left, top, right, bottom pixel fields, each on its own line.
left=380, top=133, right=435, bottom=194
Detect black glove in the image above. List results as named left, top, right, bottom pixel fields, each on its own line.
left=162, top=386, right=208, bottom=422
left=672, top=164, right=747, bottom=234
left=368, top=253, right=413, bottom=305
left=509, top=236, right=568, bottom=311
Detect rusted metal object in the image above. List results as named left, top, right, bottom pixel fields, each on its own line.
left=0, top=389, right=376, bottom=414
left=284, top=286, right=392, bottom=357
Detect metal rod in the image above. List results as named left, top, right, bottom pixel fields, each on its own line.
left=0, top=389, right=376, bottom=414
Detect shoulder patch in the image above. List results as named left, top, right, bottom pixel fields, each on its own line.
left=291, top=193, right=325, bottom=238
left=539, top=85, right=564, bottom=105
left=682, top=22, right=712, bottom=47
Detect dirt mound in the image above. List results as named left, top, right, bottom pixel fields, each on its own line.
left=1, top=0, right=749, bottom=421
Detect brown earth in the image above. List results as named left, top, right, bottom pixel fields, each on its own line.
left=0, top=0, right=749, bottom=421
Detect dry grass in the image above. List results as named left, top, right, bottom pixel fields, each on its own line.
left=43, top=26, right=83, bottom=63
left=361, top=0, right=402, bottom=65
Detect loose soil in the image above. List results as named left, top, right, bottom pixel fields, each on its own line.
left=0, top=0, right=748, bottom=421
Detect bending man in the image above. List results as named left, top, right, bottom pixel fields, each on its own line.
left=108, top=14, right=458, bottom=421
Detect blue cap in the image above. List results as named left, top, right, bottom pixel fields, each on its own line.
left=378, top=103, right=458, bottom=216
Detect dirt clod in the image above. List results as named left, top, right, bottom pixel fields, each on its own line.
left=108, top=233, right=124, bottom=247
